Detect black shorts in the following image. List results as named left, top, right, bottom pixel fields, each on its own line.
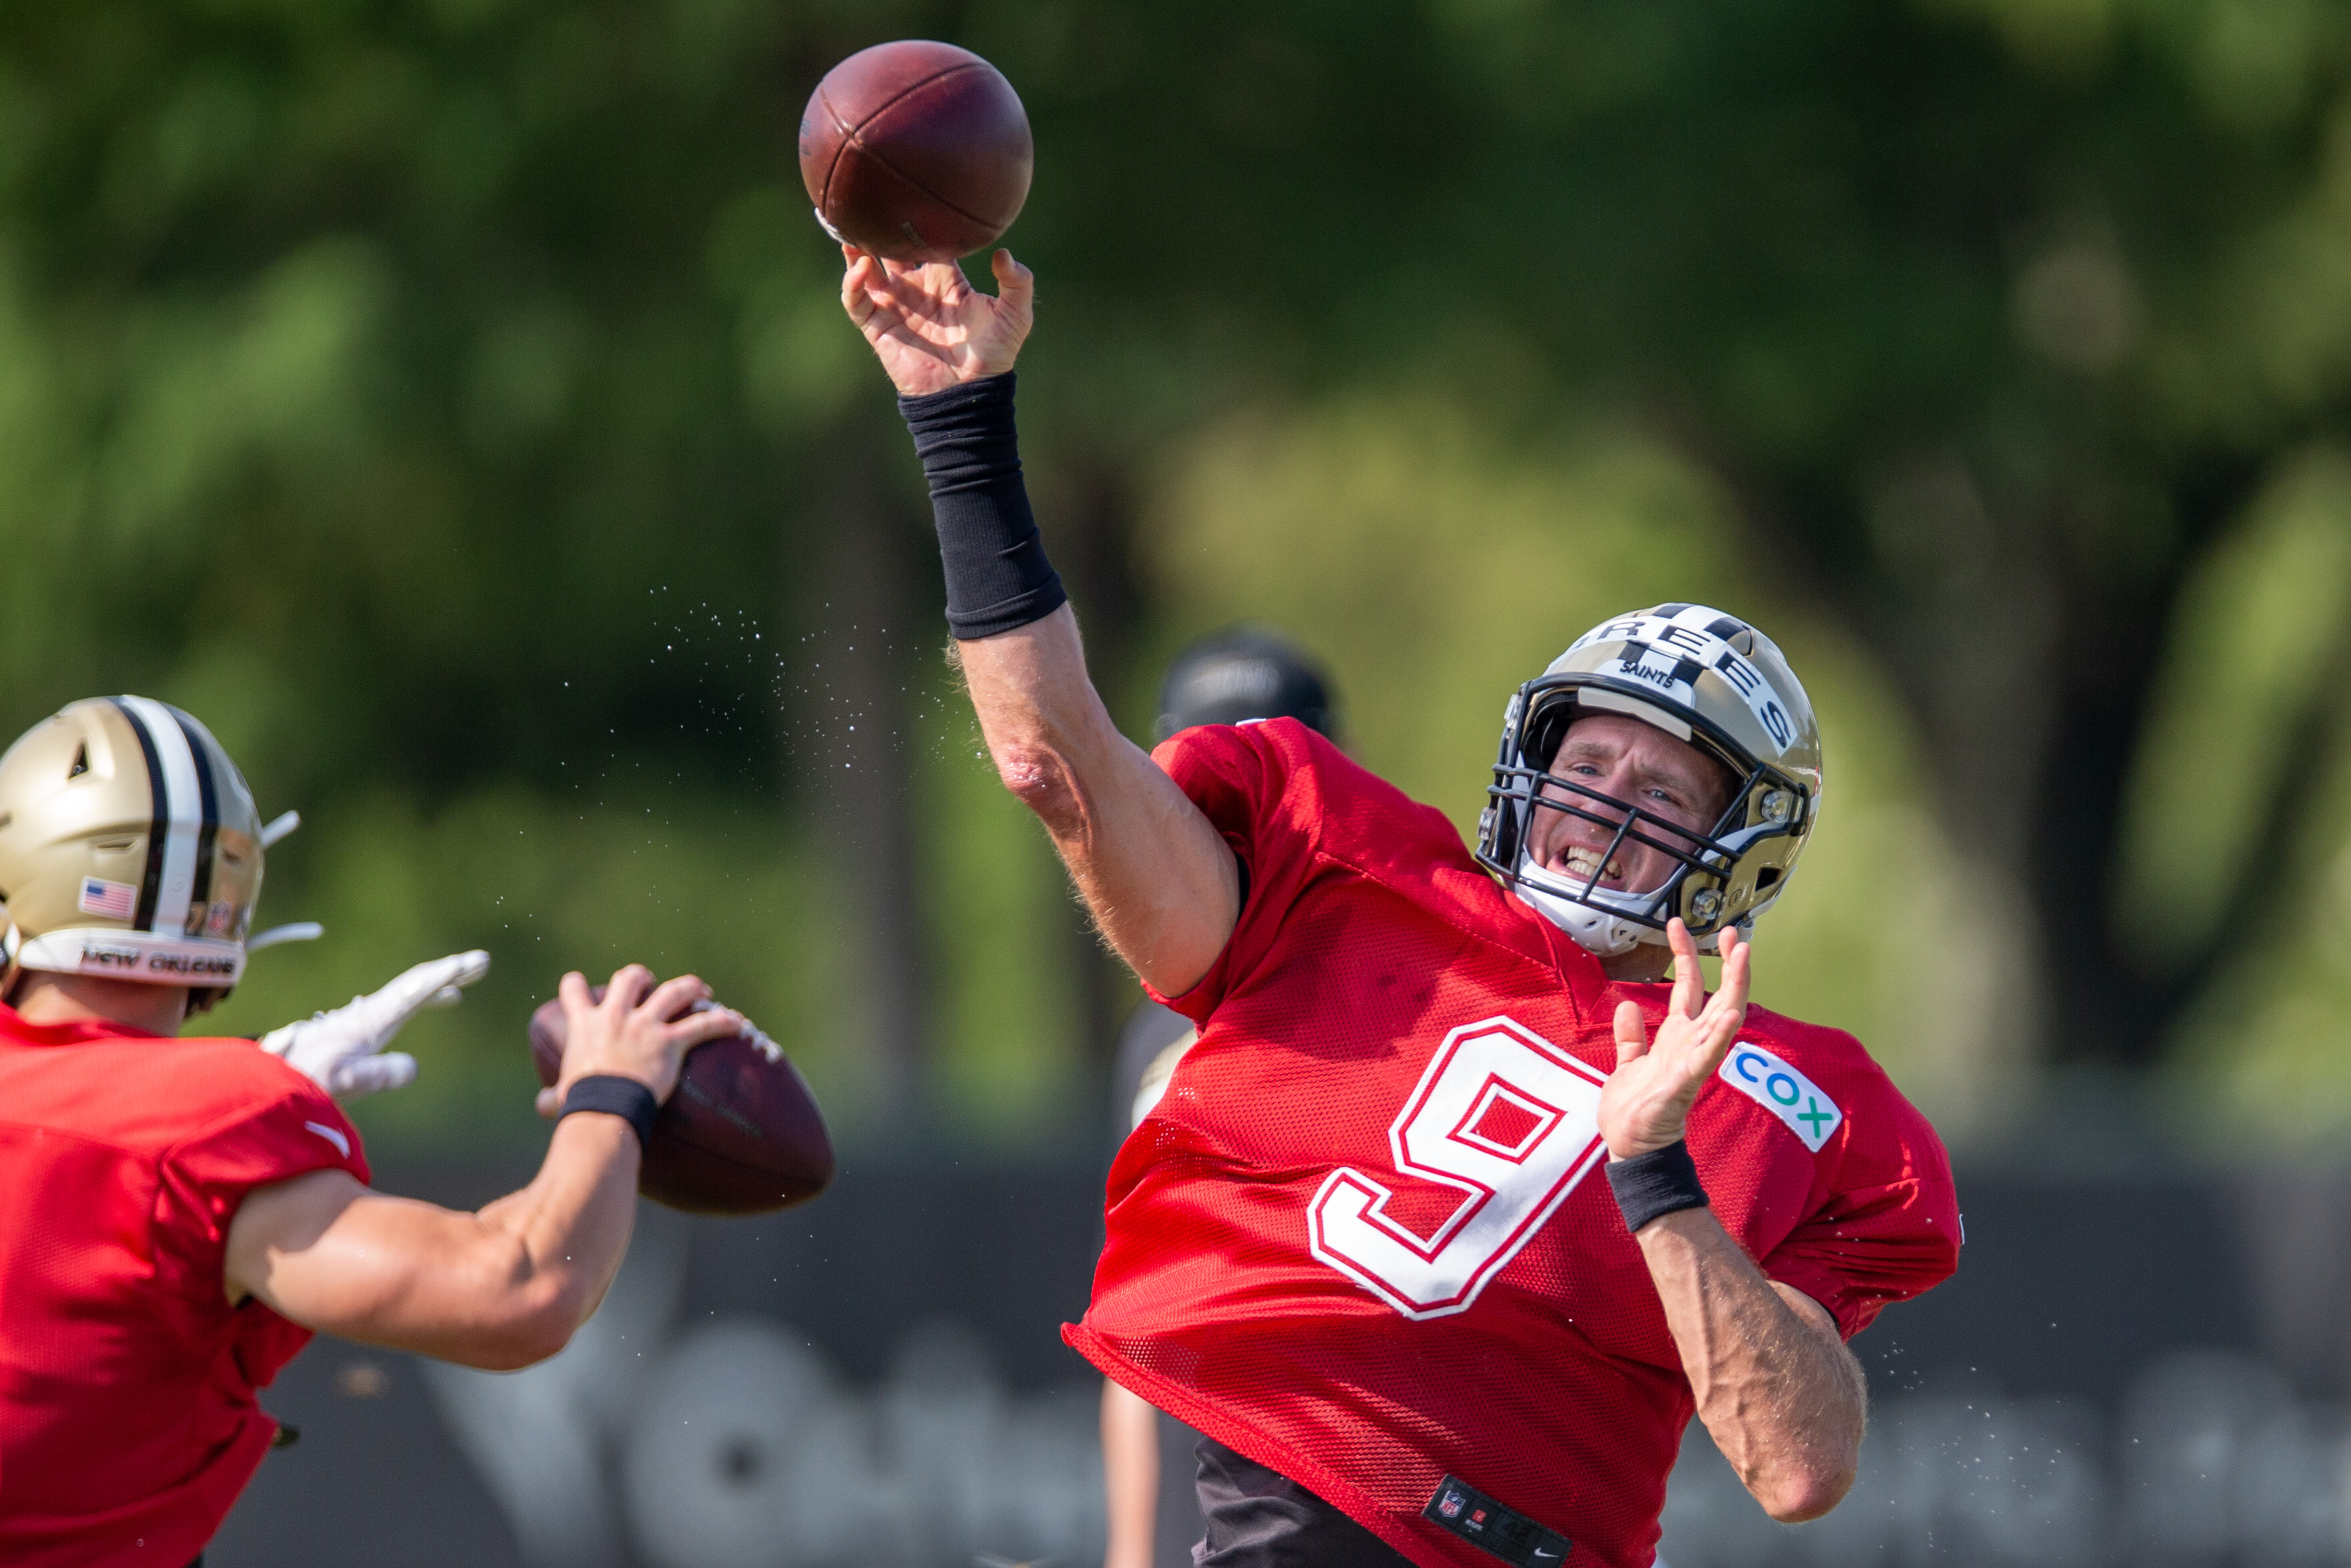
left=1193, top=1436, right=1417, bottom=1568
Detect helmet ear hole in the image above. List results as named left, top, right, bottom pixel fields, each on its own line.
left=1523, top=702, right=1572, bottom=772
left=67, top=744, right=87, bottom=780
left=1483, top=803, right=1520, bottom=868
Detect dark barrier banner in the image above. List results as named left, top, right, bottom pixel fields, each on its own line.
left=210, top=1163, right=2351, bottom=1567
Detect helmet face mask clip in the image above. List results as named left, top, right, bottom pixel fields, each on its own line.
left=1475, top=606, right=1824, bottom=958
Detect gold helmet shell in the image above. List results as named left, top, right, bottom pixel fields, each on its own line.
left=1476, top=605, right=1822, bottom=956
left=0, top=698, right=264, bottom=992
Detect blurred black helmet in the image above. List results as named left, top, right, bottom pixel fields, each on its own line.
left=1156, top=626, right=1337, bottom=742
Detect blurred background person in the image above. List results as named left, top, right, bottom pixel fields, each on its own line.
left=1104, top=627, right=1340, bottom=1568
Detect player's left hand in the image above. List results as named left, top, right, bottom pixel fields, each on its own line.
left=259, top=950, right=492, bottom=1100
left=1598, top=920, right=1750, bottom=1159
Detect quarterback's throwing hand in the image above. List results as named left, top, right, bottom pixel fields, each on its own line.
left=1598, top=921, right=1752, bottom=1159
left=840, top=243, right=1033, bottom=397
left=260, top=949, right=493, bottom=1100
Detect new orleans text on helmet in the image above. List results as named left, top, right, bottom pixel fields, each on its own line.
left=76, top=943, right=238, bottom=979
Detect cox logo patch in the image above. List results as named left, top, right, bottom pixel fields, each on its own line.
left=1719, top=1043, right=1842, bottom=1153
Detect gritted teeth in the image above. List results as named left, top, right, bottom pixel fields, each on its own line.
left=1559, top=846, right=1622, bottom=884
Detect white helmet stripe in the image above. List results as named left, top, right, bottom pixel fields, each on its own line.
left=1576, top=687, right=1694, bottom=741
left=169, top=708, right=223, bottom=915
left=113, top=696, right=205, bottom=936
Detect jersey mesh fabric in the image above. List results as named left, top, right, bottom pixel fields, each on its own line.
left=0, top=1003, right=369, bottom=1567
left=1064, top=720, right=1960, bottom=1568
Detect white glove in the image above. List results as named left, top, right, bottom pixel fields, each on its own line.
left=261, top=950, right=492, bottom=1100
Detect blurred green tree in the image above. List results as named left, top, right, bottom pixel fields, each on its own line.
left=1, top=0, right=2346, bottom=1155
left=0, top=0, right=984, bottom=1148
left=980, top=0, right=2351, bottom=1088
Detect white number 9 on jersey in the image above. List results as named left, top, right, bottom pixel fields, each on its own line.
left=1308, top=1016, right=1608, bottom=1320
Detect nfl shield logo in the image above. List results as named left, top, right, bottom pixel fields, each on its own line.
left=1439, top=1491, right=1463, bottom=1519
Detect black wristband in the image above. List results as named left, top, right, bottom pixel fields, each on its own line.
left=561, top=1074, right=660, bottom=1150
left=1605, top=1139, right=1709, bottom=1234
left=898, top=371, right=1068, bottom=639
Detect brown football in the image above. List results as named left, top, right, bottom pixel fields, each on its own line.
left=529, top=990, right=834, bottom=1216
left=798, top=39, right=1033, bottom=263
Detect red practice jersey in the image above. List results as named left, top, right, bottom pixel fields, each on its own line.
left=0, top=1002, right=369, bottom=1566
left=1066, top=720, right=1959, bottom=1568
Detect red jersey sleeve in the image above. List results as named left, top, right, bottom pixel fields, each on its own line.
left=1758, top=1091, right=1960, bottom=1340
left=150, top=1066, right=371, bottom=1302
left=1142, top=719, right=1322, bottom=1023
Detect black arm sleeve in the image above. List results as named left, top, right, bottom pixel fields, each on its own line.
left=897, top=371, right=1067, bottom=639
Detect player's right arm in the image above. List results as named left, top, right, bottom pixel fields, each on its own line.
left=222, top=967, right=743, bottom=1371
left=959, top=611, right=1241, bottom=994
left=1599, top=923, right=1866, bottom=1521
left=842, top=247, right=1239, bottom=994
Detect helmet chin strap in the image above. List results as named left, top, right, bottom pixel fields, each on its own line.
left=1511, top=874, right=1648, bottom=957
left=1509, top=857, right=1749, bottom=958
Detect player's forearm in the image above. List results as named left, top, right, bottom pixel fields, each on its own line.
left=897, top=376, right=1237, bottom=989
left=237, top=1117, right=641, bottom=1369
left=958, top=604, right=1133, bottom=822
left=319, top=1120, right=637, bottom=1370
left=1637, top=1207, right=1864, bottom=1522
left=461, top=1112, right=644, bottom=1352
left=959, top=610, right=1239, bottom=993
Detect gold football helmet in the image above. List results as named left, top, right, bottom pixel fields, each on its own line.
left=0, top=698, right=294, bottom=1000
left=1476, top=605, right=1823, bottom=956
